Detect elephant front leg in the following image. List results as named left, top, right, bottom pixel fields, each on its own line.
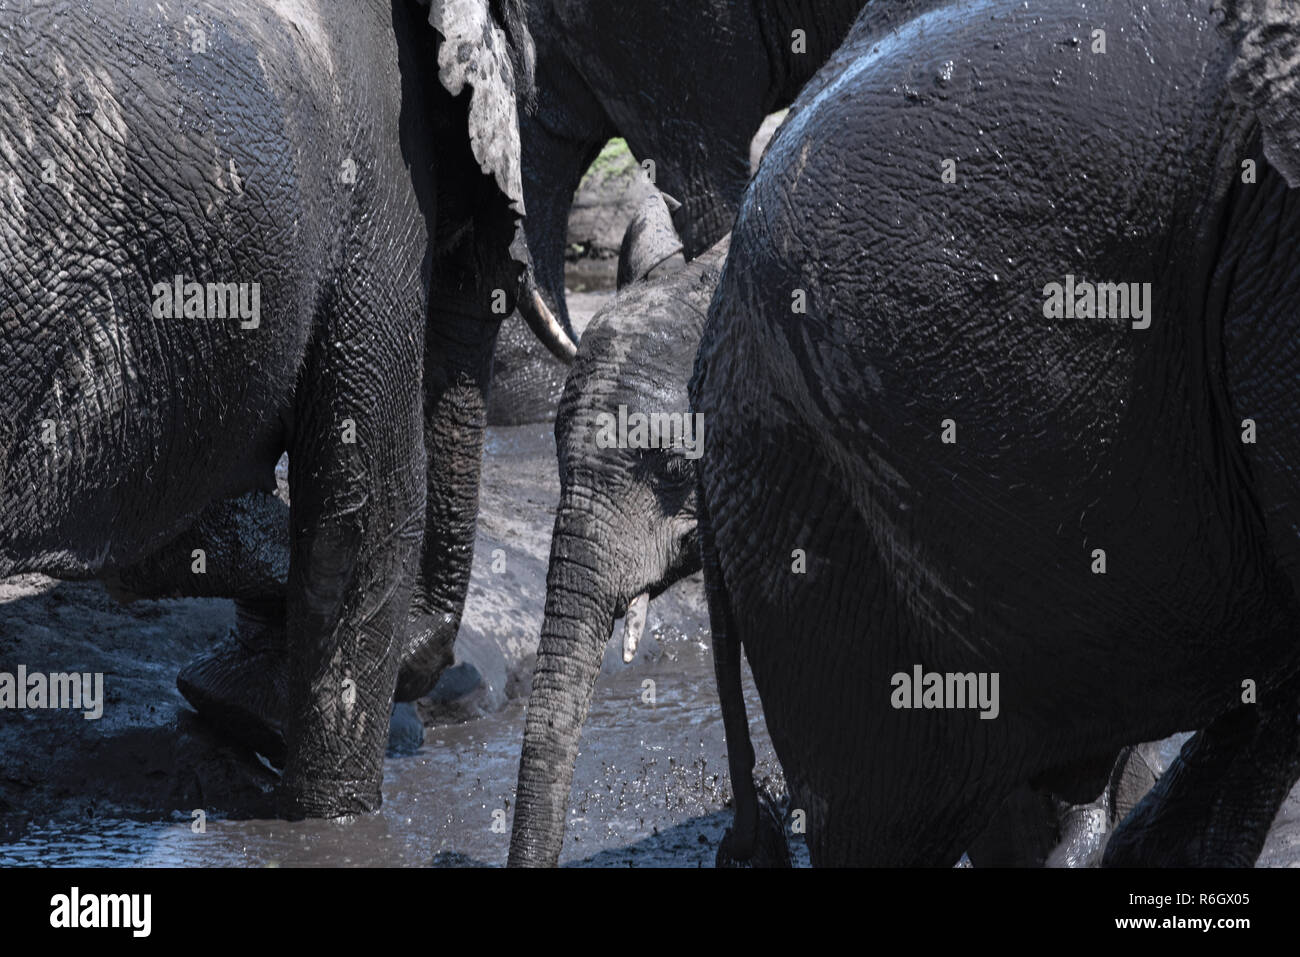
left=277, top=351, right=424, bottom=819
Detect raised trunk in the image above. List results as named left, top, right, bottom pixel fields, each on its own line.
left=508, top=521, right=616, bottom=867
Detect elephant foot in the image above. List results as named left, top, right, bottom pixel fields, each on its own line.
left=177, top=607, right=290, bottom=766
left=179, top=602, right=427, bottom=764
left=386, top=701, right=425, bottom=757
left=276, top=775, right=383, bottom=820
left=716, top=786, right=792, bottom=868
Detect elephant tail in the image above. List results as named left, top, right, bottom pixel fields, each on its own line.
left=699, top=486, right=791, bottom=868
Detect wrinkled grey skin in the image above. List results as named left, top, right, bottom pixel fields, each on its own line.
left=0, top=0, right=542, bottom=817
left=508, top=220, right=725, bottom=867
left=116, top=0, right=882, bottom=748
left=503, top=197, right=1113, bottom=868
left=487, top=0, right=880, bottom=425
left=151, top=193, right=698, bottom=779
left=693, top=0, right=1300, bottom=865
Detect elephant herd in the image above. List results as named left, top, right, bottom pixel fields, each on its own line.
left=1, top=0, right=1298, bottom=867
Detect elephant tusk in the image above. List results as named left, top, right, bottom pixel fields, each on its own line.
left=622, top=592, right=650, bottom=663
left=521, top=285, right=578, bottom=363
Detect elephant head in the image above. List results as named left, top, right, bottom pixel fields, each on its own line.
left=1215, top=0, right=1300, bottom=188
left=508, top=207, right=730, bottom=866
left=417, top=0, right=577, bottom=359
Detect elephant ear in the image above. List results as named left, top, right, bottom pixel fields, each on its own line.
left=1215, top=0, right=1300, bottom=188
left=616, top=191, right=684, bottom=290
left=423, top=0, right=536, bottom=214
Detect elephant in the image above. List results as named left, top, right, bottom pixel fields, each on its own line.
left=690, top=0, right=1300, bottom=866
left=503, top=196, right=1164, bottom=868
left=107, top=0, right=889, bottom=734
left=507, top=198, right=719, bottom=866
left=0, top=0, right=554, bottom=818
left=113, top=0, right=945, bottom=755
left=114, top=194, right=693, bottom=775
left=486, top=0, right=883, bottom=427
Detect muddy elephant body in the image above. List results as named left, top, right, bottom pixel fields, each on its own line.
left=692, top=0, right=1300, bottom=865
left=0, top=0, right=538, bottom=816
left=504, top=195, right=1135, bottom=868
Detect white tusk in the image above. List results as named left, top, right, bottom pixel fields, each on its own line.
left=622, top=592, right=650, bottom=663
left=525, top=287, right=578, bottom=362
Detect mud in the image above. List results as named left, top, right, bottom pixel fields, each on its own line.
left=0, top=603, right=793, bottom=866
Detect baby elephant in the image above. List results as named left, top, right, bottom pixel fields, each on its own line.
left=508, top=196, right=726, bottom=867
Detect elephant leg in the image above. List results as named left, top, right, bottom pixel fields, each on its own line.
left=1102, top=671, right=1300, bottom=867
left=397, top=155, right=525, bottom=702
left=972, top=751, right=1160, bottom=869
left=1045, top=737, right=1192, bottom=867
left=276, top=296, right=425, bottom=819
left=968, top=764, right=1164, bottom=869
left=103, top=491, right=293, bottom=760
left=177, top=599, right=290, bottom=764
left=108, top=483, right=425, bottom=762
left=103, top=307, right=498, bottom=752
left=391, top=299, right=492, bottom=703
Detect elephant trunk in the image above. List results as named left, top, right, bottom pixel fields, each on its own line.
left=395, top=309, right=494, bottom=701
left=509, top=517, right=617, bottom=866
left=515, top=104, right=609, bottom=363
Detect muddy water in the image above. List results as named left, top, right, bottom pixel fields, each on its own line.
left=0, top=627, right=794, bottom=867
